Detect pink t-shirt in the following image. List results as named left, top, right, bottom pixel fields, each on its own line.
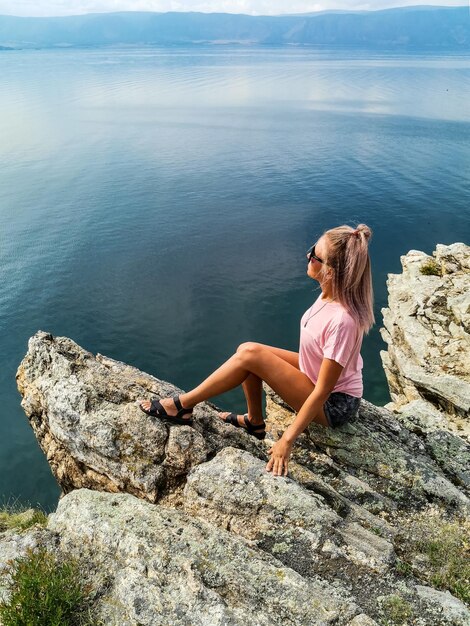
left=299, top=294, right=363, bottom=397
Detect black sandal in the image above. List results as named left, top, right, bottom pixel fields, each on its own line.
left=139, top=395, right=194, bottom=425
left=222, top=413, right=266, bottom=440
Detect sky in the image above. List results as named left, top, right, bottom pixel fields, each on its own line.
left=0, top=0, right=467, bottom=18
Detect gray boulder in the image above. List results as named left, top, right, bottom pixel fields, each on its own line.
left=16, top=331, right=264, bottom=504
left=47, top=488, right=355, bottom=626
left=380, top=242, right=470, bottom=439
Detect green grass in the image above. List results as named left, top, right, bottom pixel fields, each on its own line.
left=0, top=509, right=48, bottom=533
left=419, top=523, right=470, bottom=604
left=0, top=498, right=48, bottom=533
left=380, top=594, right=413, bottom=625
left=394, top=510, right=470, bottom=606
left=0, top=547, right=101, bottom=626
left=395, top=558, right=413, bottom=577
left=419, top=258, right=441, bottom=276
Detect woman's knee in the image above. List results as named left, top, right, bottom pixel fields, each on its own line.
left=236, top=342, right=264, bottom=362
left=237, top=341, right=263, bottom=354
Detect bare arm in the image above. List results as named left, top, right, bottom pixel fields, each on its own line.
left=283, top=356, right=344, bottom=443
left=266, top=356, right=345, bottom=476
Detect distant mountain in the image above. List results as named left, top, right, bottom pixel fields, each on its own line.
left=0, top=6, right=469, bottom=49
left=292, top=5, right=466, bottom=15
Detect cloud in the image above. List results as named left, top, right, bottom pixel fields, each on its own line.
left=0, top=0, right=465, bottom=18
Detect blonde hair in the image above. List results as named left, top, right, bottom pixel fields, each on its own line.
left=318, top=223, right=375, bottom=335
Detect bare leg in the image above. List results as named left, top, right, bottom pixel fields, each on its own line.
left=140, top=342, right=328, bottom=427
left=181, top=352, right=251, bottom=406
left=140, top=351, right=247, bottom=417
left=242, top=373, right=263, bottom=422
left=226, top=343, right=300, bottom=426
left=218, top=372, right=264, bottom=429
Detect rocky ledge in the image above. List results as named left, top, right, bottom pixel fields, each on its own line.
left=1, top=243, right=469, bottom=626
left=381, top=242, right=469, bottom=440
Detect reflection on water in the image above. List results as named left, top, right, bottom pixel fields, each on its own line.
left=0, top=46, right=469, bottom=511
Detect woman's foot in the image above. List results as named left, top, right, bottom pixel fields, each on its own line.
left=219, top=412, right=266, bottom=440
left=139, top=395, right=194, bottom=422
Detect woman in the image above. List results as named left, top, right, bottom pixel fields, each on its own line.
left=140, top=224, right=374, bottom=477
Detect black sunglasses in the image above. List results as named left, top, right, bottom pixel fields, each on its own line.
left=307, top=244, right=324, bottom=264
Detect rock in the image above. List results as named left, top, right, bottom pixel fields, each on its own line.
left=414, top=585, right=470, bottom=625
left=346, top=615, right=379, bottom=626
left=265, top=387, right=470, bottom=510
left=16, top=332, right=265, bottom=504
left=17, top=331, right=470, bottom=513
left=39, top=481, right=468, bottom=626
left=423, top=429, right=470, bottom=491
left=380, top=243, right=470, bottom=439
left=46, top=488, right=354, bottom=626
left=183, top=447, right=395, bottom=577
left=384, top=399, right=452, bottom=433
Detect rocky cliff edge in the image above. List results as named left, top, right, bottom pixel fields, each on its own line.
left=1, top=243, right=469, bottom=626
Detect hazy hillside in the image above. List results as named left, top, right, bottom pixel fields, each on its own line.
left=0, top=6, right=468, bottom=49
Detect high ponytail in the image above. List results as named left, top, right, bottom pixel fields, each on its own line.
left=318, top=223, right=375, bottom=334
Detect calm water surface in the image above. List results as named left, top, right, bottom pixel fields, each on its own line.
left=1, top=46, right=469, bottom=511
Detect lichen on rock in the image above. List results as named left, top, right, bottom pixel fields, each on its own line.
left=380, top=242, right=470, bottom=438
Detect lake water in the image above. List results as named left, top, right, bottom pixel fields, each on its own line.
left=1, top=46, right=469, bottom=512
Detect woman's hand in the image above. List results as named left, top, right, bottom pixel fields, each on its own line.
left=266, top=437, right=294, bottom=477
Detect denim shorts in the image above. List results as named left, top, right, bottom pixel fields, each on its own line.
left=324, top=392, right=361, bottom=429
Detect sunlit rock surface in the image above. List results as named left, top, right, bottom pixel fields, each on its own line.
left=380, top=242, right=470, bottom=440
left=16, top=332, right=264, bottom=504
